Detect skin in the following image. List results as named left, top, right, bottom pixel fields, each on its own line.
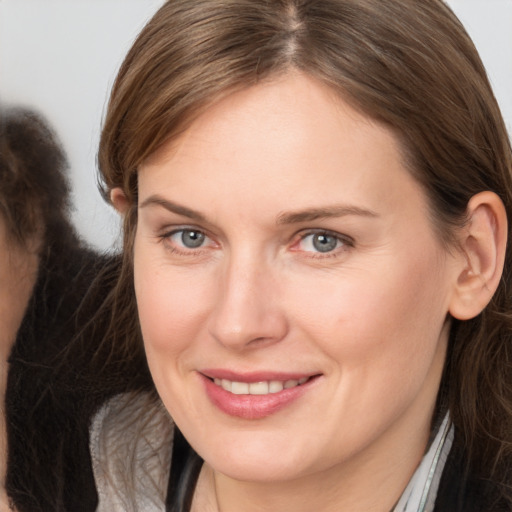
left=0, top=218, right=39, bottom=512
left=126, top=72, right=492, bottom=511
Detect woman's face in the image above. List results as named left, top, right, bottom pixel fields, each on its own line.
left=134, top=73, right=461, bottom=483
left=0, top=216, right=38, bottom=364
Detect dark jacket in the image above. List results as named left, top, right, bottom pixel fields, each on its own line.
left=434, top=437, right=511, bottom=512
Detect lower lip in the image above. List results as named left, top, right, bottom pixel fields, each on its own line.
left=200, top=374, right=318, bottom=420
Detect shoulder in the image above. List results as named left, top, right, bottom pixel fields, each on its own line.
left=90, top=392, right=174, bottom=512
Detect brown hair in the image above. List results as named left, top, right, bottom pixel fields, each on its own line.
left=98, top=0, right=512, bottom=499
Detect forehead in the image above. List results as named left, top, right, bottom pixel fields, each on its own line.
left=138, top=72, right=428, bottom=225
left=144, top=72, right=393, bottom=164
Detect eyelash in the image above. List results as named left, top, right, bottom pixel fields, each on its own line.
left=290, top=229, right=354, bottom=259
left=158, top=227, right=216, bottom=256
left=158, top=227, right=354, bottom=259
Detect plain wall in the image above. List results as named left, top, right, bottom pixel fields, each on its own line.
left=0, top=0, right=165, bottom=250
left=1, top=0, right=511, bottom=250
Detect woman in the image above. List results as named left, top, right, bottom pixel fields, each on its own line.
left=92, top=0, right=512, bottom=510
left=1, top=107, right=128, bottom=512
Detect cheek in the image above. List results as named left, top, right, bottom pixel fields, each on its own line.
left=0, top=251, right=38, bottom=354
left=133, top=247, right=211, bottom=359
left=281, top=252, right=451, bottom=454
left=133, top=246, right=214, bottom=421
left=288, top=249, right=451, bottom=376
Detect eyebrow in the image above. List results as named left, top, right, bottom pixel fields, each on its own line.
left=140, top=195, right=379, bottom=225
left=139, top=195, right=207, bottom=222
left=276, top=205, right=379, bottom=225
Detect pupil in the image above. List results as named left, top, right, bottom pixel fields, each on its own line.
left=181, top=230, right=205, bottom=248
left=313, top=234, right=337, bottom=253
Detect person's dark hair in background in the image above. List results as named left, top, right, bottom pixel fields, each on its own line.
left=0, top=107, right=71, bottom=249
left=1, top=107, right=143, bottom=511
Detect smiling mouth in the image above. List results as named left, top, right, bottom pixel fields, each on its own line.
left=211, top=376, right=313, bottom=395
left=201, top=373, right=320, bottom=419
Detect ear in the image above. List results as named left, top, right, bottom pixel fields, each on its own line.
left=449, top=191, right=507, bottom=320
left=110, top=187, right=130, bottom=215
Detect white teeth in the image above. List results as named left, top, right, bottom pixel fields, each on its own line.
left=213, top=377, right=310, bottom=395
left=249, top=381, right=269, bottom=395
left=231, top=381, right=249, bottom=394
left=269, top=380, right=284, bottom=393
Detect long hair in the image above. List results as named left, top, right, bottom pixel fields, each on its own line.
left=98, top=0, right=512, bottom=501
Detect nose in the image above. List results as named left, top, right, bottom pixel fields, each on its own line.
left=207, top=253, right=289, bottom=351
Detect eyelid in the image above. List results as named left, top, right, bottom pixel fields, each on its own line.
left=159, top=223, right=210, bottom=239
left=290, top=229, right=354, bottom=254
left=159, top=225, right=218, bottom=253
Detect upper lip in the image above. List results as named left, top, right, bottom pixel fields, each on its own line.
left=200, top=369, right=320, bottom=383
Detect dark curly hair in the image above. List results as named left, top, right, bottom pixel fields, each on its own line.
left=0, top=107, right=73, bottom=251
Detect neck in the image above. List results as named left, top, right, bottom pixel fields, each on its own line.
left=1, top=357, right=9, bottom=511
left=0, top=306, right=20, bottom=510
left=212, top=457, right=416, bottom=512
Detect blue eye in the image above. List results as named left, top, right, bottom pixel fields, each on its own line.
left=169, top=229, right=207, bottom=249
left=298, top=232, right=345, bottom=253
left=312, top=233, right=338, bottom=252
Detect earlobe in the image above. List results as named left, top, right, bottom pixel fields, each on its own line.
left=110, top=187, right=130, bottom=215
left=449, top=191, right=507, bottom=320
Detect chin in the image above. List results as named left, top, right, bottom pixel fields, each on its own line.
left=199, top=437, right=313, bottom=483
left=213, top=458, right=305, bottom=483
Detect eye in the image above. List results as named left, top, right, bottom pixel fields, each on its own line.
left=294, top=231, right=351, bottom=255
left=173, top=229, right=206, bottom=248
left=163, top=228, right=213, bottom=251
